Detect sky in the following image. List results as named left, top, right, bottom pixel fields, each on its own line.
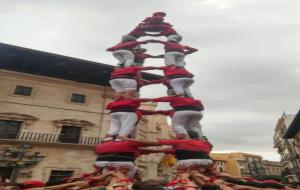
left=0, top=0, right=300, bottom=160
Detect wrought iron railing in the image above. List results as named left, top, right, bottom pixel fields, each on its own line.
left=0, top=132, right=102, bottom=146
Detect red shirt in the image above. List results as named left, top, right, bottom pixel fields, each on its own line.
left=165, top=41, right=186, bottom=53
left=110, top=66, right=143, bottom=78
left=107, top=41, right=140, bottom=51
left=158, top=139, right=212, bottom=153
left=152, top=97, right=204, bottom=110
left=106, top=98, right=141, bottom=110
left=128, top=26, right=146, bottom=38
left=161, top=26, right=177, bottom=36
left=159, top=66, right=193, bottom=77
left=96, top=141, right=145, bottom=154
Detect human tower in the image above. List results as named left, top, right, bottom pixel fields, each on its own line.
left=16, top=12, right=290, bottom=190
left=95, top=12, right=213, bottom=189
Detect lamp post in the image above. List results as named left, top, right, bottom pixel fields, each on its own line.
left=0, top=144, right=44, bottom=183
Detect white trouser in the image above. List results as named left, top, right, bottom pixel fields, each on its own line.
left=109, top=78, right=137, bottom=92
left=164, top=51, right=185, bottom=67
left=113, top=50, right=135, bottom=67
left=107, top=112, right=138, bottom=136
left=172, top=110, right=203, bottom=138
left=169, top=78, right=194, bottom=97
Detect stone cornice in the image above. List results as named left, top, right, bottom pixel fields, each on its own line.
left=53, top=119, right=95, bottom=130
left=0, top=112, right=38, bottom=125
left=0, top=69, right=110, bottom=91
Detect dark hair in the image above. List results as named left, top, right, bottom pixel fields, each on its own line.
left=132, top=181, right=164, bottom=190
left=187, top=131, right=199, bottom=139
left=202, top=184, right=221, bottom=190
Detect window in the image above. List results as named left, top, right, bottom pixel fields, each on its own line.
left=0, top=120, right=21, bottom=139
left=49, top=170, right=73, bottom=182
left=59, top=126, right=81, bottom=143
left=13, top=86, right=33, bottom=96
left=0, top=167, right=13, bottom=182
left=219, top=167, right=223, bottom=172
left=70, top=94, right=86, bottom=103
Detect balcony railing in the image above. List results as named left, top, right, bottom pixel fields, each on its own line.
left=0, top=132, right=102, bottom=146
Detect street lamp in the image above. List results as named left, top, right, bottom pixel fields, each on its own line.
left=0, top=144, right=44, bottom=183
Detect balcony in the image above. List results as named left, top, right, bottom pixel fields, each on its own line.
left=0, top=132, right=102, bottom=146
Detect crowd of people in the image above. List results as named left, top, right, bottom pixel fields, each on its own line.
left=1, top=12, right=298, bottom=190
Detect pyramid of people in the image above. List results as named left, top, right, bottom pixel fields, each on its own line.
left=11, top=12, right=290, bottom=190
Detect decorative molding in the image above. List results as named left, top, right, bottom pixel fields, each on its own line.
left=53, top=119, right=95, bottom=130
left=0, top=112, right=38, bottom=125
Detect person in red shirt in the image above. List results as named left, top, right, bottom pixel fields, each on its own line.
left=132, top=48, right=163, bottom=66
left=151, top=35, right=198, bottom=67
left=151, top=96, right=204, bottom=139
left=104, top=94, right=153, bottom=141
left=154, top=66, right=194, bottom=97
left=95, top=140, right=167, bottom=181
left=109, top=65, right=157, bottom=96
left=125, top=131, right=213, bottom=171
left=127, top=12, right=177, bottom=39
left=107, top=35, right=153, bottom=67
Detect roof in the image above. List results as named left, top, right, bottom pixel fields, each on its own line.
left=0, top=43, right=161, bottom=86
left=284, top=110, right=300, bottom=138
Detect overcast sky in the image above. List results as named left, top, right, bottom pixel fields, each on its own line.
left=1, top=0, right=300, bottom=160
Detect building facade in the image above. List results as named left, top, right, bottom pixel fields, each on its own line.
left=274, top=112, right=300, bottom=183
left=263, top=160, right=284, bottom=177
left=0, top=43, right=170, bottom=182
left=211, top=152, right=271, bottom=178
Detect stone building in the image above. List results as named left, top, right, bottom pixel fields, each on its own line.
left=274, top=112, right=300, bottom=183
left=0, top=43, right=170, bottom=182
left=210, top=152, right=267, bottom=177
left=263, top=160, right=283, bottom=177
left=284, top=110, right=300, bottom=154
